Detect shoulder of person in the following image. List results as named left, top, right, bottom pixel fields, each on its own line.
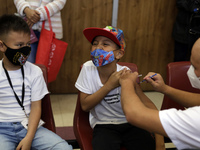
left=82, top=60, right=96, bottom=69
left=117, top=63, right=130, bottom=71
left=83, top=60, right=94, bottom=66
left=23, top=62, right=43, bottom=76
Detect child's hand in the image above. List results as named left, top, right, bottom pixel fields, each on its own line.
left=143, top=72, right=167, bottom=93
left=16, top=137, right=32, bottom=150
left=105, top=69, right=126, bottom=90
left=24, top=7, right=40, bottom=24
left=26, top=18, right=34, bottom=28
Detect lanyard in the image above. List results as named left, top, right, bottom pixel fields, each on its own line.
left=2, top=62, right=27, bottom=117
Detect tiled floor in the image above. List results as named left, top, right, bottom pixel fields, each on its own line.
left=50, top=94, right=77, bottom=127
left=50, top=92, right=163, bottom=127
left=50, top=92, right=175, bottom=149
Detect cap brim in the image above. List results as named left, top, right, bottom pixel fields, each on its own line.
left=83, top=27, right=121, bottom=47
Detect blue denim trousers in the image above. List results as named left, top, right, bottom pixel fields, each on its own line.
left=0, top=122, right=73, bottom=150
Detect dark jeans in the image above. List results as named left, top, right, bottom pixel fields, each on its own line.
left=92, top=123, right=155, bottom=150
left=28, top=30, right=41, bottom=63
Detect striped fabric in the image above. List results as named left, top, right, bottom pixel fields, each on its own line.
left=14, top=0, right=66, bottom=39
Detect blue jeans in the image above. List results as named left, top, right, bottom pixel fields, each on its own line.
left=0, top=122, right=73, bottom=150
left=28, top=30, right=40, bottom=63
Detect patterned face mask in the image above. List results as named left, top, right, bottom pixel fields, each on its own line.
left=91, top=49, right=116, bottom=67
left=4, top=42, right=31, bottom=66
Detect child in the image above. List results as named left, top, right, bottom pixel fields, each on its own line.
left=75, top=26, right=164, bottom=150
left=0, top=14, right=72, bottom=150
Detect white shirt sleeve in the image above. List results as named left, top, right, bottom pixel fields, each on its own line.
left=75, top=61, right=95, bottom=94
left=25, top=63, right=49, bottom=102
left=31, top=70, right=49, bottom=101
left=36, top=0, right=67, bottom=21
left=14, top=0, right=30, bottom=16
left=159, top=107, right=200, bottom=149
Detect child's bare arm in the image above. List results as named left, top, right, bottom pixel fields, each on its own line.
left=16, top=100, right=42, bottom=150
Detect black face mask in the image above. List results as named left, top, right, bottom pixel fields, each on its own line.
left=3, top=42, right=31, bottom=66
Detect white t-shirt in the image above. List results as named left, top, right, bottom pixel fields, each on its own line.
left=75, top=60, right=129, bottom=128
left=0, top=60, right=49, bottom=122
left=159, top=107, right=200, bottom=149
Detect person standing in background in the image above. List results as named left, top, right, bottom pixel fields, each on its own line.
left=14, top=0, right=66, bottom=63
left=172, top=0, right=200, bottom=62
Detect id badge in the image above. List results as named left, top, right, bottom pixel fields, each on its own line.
left=21, top=118, right=45, bottom=129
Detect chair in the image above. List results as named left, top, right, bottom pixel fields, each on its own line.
left=37, top=63, right=79, bottom=148
left=35, top=64, right=56, bottom=133
left=160, top=61, right=200, bottom=149
left=161, top=61, right=200, bottom=110
left=73, top=62, right=138, bottom=150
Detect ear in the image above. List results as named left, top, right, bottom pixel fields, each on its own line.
left=0, top=40, right=6, bottom=53
left=115, top=49, right=124, bottom=59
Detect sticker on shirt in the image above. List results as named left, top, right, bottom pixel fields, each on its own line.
left=104, top=93, right=120, bottom=104
left=21, top=118, right=45, bottom=129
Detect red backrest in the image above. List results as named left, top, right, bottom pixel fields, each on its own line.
left=161, top=61, right=200, bottom=110
left=35, top=64, right=56, bottom=132
left=73, top=62, right=138, bottom=150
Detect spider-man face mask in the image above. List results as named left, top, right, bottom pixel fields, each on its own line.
left=90, top=49, right=116, bottom=67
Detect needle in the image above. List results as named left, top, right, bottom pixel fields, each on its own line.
left=139, top=73, right=157, bottom=84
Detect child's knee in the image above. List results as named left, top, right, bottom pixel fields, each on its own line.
left=52, top=141, right=73, bottom=150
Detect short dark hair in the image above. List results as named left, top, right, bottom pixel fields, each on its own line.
left=0, top=14, right=30, bottom=40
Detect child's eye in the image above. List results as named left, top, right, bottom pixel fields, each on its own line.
left=16, top=44, right=23, bottom=47
left=16, top=43, right=31, bottom=47
left=103, top=43, right=109, bottom=46
left=92, top=42, right=98, bottom=46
